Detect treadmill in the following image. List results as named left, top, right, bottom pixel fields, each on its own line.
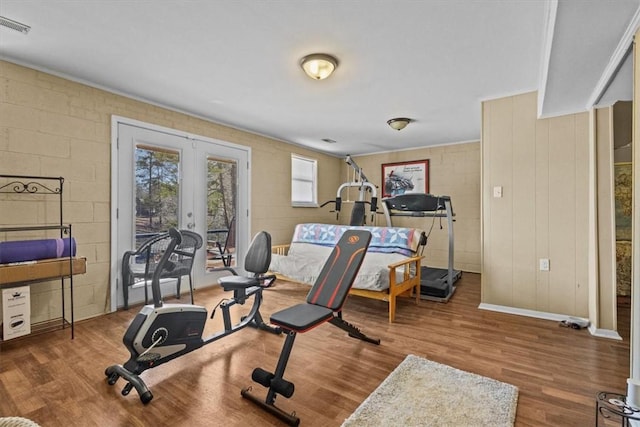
left=381, top=193, right=462, bottom=302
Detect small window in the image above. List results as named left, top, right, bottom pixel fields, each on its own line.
left=291, top=154, right=318, bottom=207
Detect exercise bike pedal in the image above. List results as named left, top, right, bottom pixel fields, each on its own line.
left=251, top=367, right=274, bottom=388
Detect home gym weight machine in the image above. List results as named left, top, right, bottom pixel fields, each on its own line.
left=320, top=155, right=378, bottom=226
left=381, top=193, right=461, bottom=302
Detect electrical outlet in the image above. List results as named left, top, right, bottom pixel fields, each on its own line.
left=539, top=258, right=550, bottom=271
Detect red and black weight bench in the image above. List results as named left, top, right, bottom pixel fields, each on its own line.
left=241, top=229, right=380, bottom=426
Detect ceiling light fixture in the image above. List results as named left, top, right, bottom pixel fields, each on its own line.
left=387, top=118, right=412, bottom=131
left=0, top=16, right=30, bottom=34
left=300, top=53, right=338, bottom=80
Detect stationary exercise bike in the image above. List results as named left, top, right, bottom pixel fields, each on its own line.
left=105, top=228, right=280, bottom=404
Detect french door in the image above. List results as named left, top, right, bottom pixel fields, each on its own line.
left=110, top=117, right=250, bottom=311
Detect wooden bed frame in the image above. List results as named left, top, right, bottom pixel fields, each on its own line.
left=271, top=244, right=422, bottom=323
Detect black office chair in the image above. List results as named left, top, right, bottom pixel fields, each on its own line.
left=121, top=229, right=203, bottom=309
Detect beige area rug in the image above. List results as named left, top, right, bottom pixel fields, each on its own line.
left=0, top=418, right=41, bottom=427
left=342, top=354, right=518, bottom=427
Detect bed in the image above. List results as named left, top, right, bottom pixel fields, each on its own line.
left=269, top=223, right=426, bottom=322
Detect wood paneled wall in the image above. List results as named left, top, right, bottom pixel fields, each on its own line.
left=482, top=91, right=590, bottom=317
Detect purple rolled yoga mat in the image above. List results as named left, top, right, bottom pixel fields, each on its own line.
left=0, top=238, right=77, bottom=264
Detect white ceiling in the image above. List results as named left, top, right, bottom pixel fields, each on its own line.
left=0, top=0, right=638, bottom=157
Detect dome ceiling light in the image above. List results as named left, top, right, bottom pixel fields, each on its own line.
left=300, top=53, right=338, bottom=80
left=387, top=118, right=412, bottom=131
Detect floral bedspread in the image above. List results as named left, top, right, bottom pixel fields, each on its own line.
left=292, top=223, right=424, bottom=257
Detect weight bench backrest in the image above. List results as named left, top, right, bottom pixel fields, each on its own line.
left=306, top=229, right=372, bottom=311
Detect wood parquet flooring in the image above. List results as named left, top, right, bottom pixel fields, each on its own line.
left=0, top=273, right=630, bottom=426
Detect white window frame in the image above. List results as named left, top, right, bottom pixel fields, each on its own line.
left=291, top=154, right=318, bottom=207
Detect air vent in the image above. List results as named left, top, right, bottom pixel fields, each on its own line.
left=0, top=16, right=31, bottom=34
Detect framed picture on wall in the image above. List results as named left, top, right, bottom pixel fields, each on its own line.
left=381, top=159, right=429, bottom=198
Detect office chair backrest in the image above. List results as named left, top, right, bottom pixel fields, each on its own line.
left=244, top=231, right=271, bottom=276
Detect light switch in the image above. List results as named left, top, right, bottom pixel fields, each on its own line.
left=493, top=186, right=503, bottom=198
left=539, top=258, right=550, bottom=271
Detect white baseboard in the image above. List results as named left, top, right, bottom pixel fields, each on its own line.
left=589, top=325, right=623, bottom=340
left=478, top=303, right=622, bottom=340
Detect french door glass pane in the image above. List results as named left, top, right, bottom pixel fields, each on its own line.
left=134, top=146, right=179, bottom=247
left=206, top=157, right=237, bottom=270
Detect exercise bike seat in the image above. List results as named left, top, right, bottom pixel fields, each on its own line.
left=218, top=231, right=273, bottom=292
left=219, top=275, right=261, bottom=291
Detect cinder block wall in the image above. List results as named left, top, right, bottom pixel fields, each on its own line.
left=0, top=60, right=342, bottom=322
left=349, top=142, right=481, bottom=273
left=0, top=60, right=484, bottom=325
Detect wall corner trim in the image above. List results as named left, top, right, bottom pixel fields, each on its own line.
left=585, top=4, right=640, bottom=108
left=588, top=325, right=623, bottom=340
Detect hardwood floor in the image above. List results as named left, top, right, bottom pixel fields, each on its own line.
left=0, top=273, right=630, bottom=426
